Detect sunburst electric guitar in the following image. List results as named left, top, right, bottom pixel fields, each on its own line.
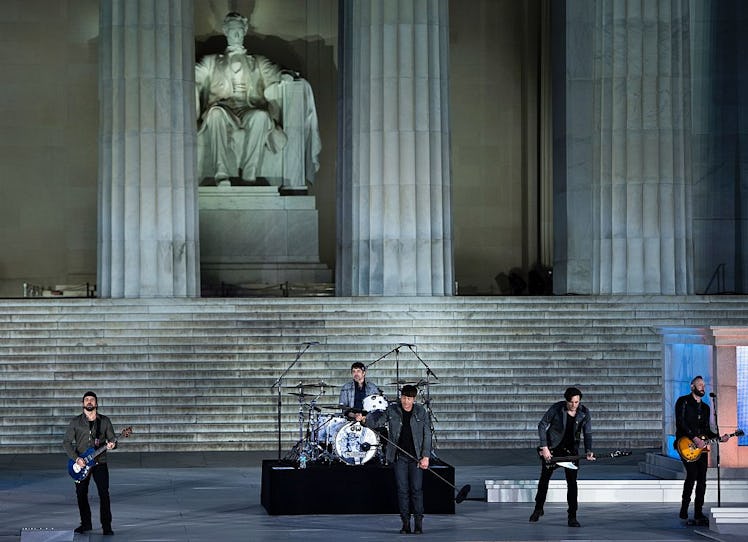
left=67, top=426, right=132, bottom=483
left=675, top=429, right=743, bottom=462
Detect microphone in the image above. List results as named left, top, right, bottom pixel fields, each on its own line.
left=399, top=343, right=415, bottom=348
left=302, top=341, right=320, bottom=346
left=709, top=392, right=717, bottom=398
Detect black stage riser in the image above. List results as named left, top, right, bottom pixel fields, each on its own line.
left=261, top=460, right=455, bottom=515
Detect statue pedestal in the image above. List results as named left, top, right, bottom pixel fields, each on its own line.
left=199, top=187, right=331, bottom=290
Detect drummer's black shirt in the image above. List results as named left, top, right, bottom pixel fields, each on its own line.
left=354, top=382, right=367, bottom=410
left=398, top=408, right=417, bottom=458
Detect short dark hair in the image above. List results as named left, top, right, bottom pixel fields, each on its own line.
left=564, top=387, right=582, bottom=401
left=82, top=391, right=97, bottom=401
left=690, top=375, right=704, bottom=388
left=401, top=385, right=418, bottom=397
left=350, top=362, right=366, bottom=372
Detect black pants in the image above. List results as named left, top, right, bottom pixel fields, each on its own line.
left=75, top=463, right=112, bottom=529
left=394, top=455, right=424, bottom=519
left=534, top=463, right=578, bottom=517
left=681, top=454, right=708, bottom=513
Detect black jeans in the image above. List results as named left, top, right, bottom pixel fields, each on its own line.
left=534, top=463, right=578, bottom=516
left=394, top=455, right=424, bottom=518
left=681, top=454, right=708, bottom=512
left=75, top=463, right=112, bottom=529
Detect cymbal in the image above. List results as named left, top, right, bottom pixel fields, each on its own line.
left=295, top=380, right=336, bottom=388
left=288, top=391, right=317, bottom=399
left=388, top=379, right=439, bottom=387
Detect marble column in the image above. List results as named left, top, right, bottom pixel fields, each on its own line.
left=336, top=0, right=453, bottom=296
left=555, top=0, right=692, bottom=294
left=97, top=0, right=200, bottom=297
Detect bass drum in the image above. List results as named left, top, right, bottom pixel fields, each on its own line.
left=334, top=422, right=379, bottom=465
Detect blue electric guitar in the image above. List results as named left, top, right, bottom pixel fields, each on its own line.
left=67, top=426, right=132, bottom=483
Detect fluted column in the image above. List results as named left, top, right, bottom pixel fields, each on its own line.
left=98, top=0, right=199, bottom=297
left=593, top=0, right=692, bottom=293
left=337, top=0, right=453, bottom=296
left=555, top=0, right=693, bottom=294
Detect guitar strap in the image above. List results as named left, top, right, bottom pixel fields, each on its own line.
left=93, top=417, right=101, bottom=447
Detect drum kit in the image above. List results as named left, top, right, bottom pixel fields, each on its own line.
left=283, top=377, right=441, bottom=468
left=284, top=380, right=391, bottom=466
left=270, top=343, right=473, bottom=503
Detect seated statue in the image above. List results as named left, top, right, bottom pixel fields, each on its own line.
left=196, top=12, right=320, bottom=188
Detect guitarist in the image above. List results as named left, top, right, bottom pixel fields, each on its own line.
left=674, top=376, right=728, bottom=525
left=529, top=386, right=594, bottom=528
left=62, top=391, right=116, bottom=536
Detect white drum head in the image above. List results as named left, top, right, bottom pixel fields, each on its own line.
left=363, top=394, right=388, bottom=412
left=334, top=422, right=379, bottom=465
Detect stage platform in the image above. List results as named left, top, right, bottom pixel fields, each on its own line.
left=2, top=449, right=748, bottom=542
left=260, top=459, right=455, bottom=514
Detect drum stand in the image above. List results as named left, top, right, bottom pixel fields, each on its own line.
left=270, top=341, right=318, bottom=460
left=285, top=381, right=340, bottom=466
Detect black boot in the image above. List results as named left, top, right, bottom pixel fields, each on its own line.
left=399, top=515, right=411, bottom=534
left=679, top=499, right=689, bottom=520
left=567, top=514, right=581, bottom=527
left=413, top=515, right=423, bottom=534
left=694, top=509, right=709, bottom=526
left=528, top=507, right=544, bottom=522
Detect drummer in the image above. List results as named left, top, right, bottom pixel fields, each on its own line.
left=339, top=362, right=381, bottom=419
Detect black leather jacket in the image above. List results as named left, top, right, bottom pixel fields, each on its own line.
left=366, top=402, right=432, bottom=463
left=537, top=400, right=592, bottom=453
left=674, top=394, right=717, bottom=441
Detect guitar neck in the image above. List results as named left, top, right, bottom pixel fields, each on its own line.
left=703, top=430, right=742, bottom=446
left=86, top=436, right=119, bottom=461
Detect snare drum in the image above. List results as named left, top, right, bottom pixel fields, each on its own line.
left=334, top=422, right=380, bottom=465
left=363, top=394, right=388, bottom=412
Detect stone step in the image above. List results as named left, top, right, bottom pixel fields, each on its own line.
left=2, top=296, right=748, bottom=454
left=710, top=507, right=748, bottom=536
left=486, top=479, right=748, bottom=503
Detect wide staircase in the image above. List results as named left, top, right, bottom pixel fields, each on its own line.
left=1, top=295, right=747, bottom=455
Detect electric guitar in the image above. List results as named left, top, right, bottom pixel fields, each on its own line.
left=539, top=447, right=631, bottom=470
left=67, top=426, right=132, bottom=483
left=675, top=429, right=743, bottom=462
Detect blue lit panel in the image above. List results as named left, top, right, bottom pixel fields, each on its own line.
left=663, top=342, right=712, bottom=459
left=738, top=347, right=748, bottom=446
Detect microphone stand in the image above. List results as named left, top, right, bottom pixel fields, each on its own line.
left=403, top=344, right=440, bottom=456
left=270, top=342, right=316, bottom=460
left=711, top=393, right=721, bottom=507
left=366, top=345, right=400, bottom=371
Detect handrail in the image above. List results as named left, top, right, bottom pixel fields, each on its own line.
left=702, top=263, right=726, bottom=294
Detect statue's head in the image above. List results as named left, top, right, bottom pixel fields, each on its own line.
left=222, top=12, right=249, bottom=36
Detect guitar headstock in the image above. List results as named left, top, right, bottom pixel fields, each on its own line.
left=609, top=450, right=631, bottom=458
left=119, top=426, right=133, bottom=438
left=735, top=429, right=744, bottom=438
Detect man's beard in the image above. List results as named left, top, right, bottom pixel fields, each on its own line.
left=84, top=405, right=96, bottom=411
left=694, top=389, right=705, bottom=397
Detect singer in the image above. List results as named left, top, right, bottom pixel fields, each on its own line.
left=674, top=376, right=729, bottom=525
left=355, top=385, right=432, bottom=534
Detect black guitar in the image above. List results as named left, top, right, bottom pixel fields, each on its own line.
left=538, top=446, right=631, bottom=469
